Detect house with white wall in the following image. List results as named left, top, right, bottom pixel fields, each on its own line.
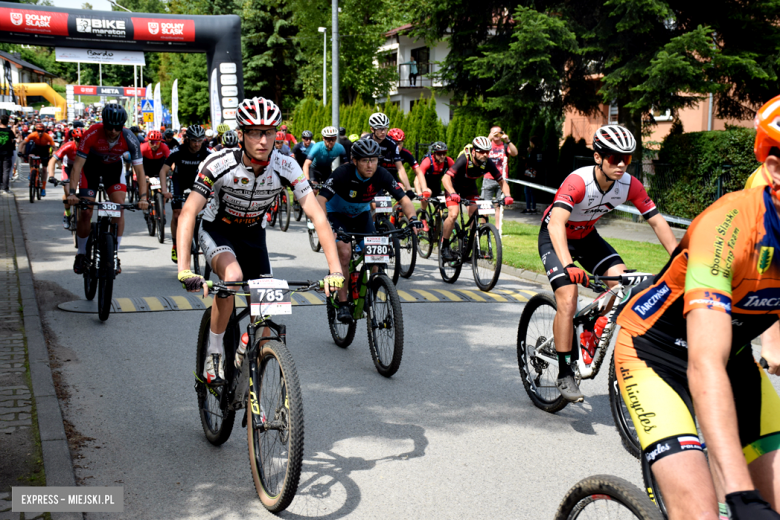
left=376, top=24, right=453, bottom=125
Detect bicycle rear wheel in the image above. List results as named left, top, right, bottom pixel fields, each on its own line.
left=97, top=233, right=115, bottom=322
left=376, top=219, right=401, bottom=285
left=247, top=339, right=304, bottom=513
left=366, top=272, right=404, bottom=377
left=269, top=196, right=278, bottom=227
left=397, top=216, right=418, bottom=279
left=278, top=191, right=291, bottom=232
left=438, top=223, right=463, bottom=284
left=555, top=474, right=663, bottom=520
left=29, top=170, right=35, bottom=203
left=308, top=221, right=321, bottom=252
left=608, top=353, right=641, bottom=459
left=326, top=297, right=356, bottom=348
left=155, top=192, right=165, bottom=244
left=191, top=237, right=201, bottom=275
left=472, top=223, right=502, bottom=291
left=294, top=200, right=303, bottom=221
left=146, top=207, right=156, bottom=236
left=416, top=209, right=433, bottom=259
left=195, top=308, right=236, bottom=445
left=516, top=292, right=570, bottom=413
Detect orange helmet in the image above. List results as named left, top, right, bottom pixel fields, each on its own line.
left=754, top=94, right=780, bottom=162
left=34, top=122, right=44, bottom=132
left=275, top=131, right=285, bottom=142
left=71, top=128, right=83, bottom=139
left=148, top=130, right=163, bottom=142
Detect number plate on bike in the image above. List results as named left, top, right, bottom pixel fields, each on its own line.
left=248, top=278, right=292, bottom=316
left=374, top=196, right=392, bottom=213
left=477, top=200, right=495, bottom=215
left=364, top=236, right=390, bottom=264
left=149, top=177, right=161, bottom=190
left=96, top=202, right=121, bottom=218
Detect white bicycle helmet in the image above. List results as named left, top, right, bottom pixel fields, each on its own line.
left=472, top=136, right=492, bottom=152
left=236, top=97, right=282, bottom=128
left=205, top=129, right=214, bottom=137
left=593, top=125, right=636, bottom=155
left=321, top=126, right=338, bottom=138
left=368, top=112, right=390, bottom=129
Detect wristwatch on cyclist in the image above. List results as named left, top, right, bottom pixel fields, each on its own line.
left=69, top=188, right=76, bottom=195
left=139, top=192, right=148, bottom=200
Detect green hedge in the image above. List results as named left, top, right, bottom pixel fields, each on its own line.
left=655, top=127, right=759, bottom=219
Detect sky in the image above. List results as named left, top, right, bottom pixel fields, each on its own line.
left=50, top=0, right=115, bottom=11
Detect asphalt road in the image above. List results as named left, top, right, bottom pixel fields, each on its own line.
left=14, top=180, right=657, bottom=519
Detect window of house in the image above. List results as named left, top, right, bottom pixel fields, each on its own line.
left=608, top=103, right=619, bottom=124
left=411, top=47, right=429, bottom=75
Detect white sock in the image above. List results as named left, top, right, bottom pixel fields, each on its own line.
left=116, top=236, right=122, bottom=250
left=208, top=330, right=225, bottom=356
left=77, top=236, right=88, bottom=255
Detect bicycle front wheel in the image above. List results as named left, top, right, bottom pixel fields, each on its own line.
left=195, top=308, right=236, bottom=445
left=376, top=220, right=401, bottom=285
left=29, top=171, right=35, bottom=203
left=397, top=216, right=418, bottom=279
left=247, top=339, right=304, bottom=513
left=472, top=223, right=502, bottom=291
left=366, top=272, right=404, bottom=377
left=269, top=197, right=279, bottom=227
left=191, top=237, right=201, bottom=275
left=84, top=231, right=97, bottom=301
left=438, top=223, right=463, bottom=284
left=516, top=292, right=570, bottom=413
left=555, top=474, right=663, bottom=520
left=155, top=192, right=165, bottom=244
left=294, top=200, right=303, bottom=221
left=416, top=209, right=433, bottom=259
left=308, top=221, right=321, bottom=252
left=278, top=191, right=291, bottom=232
left=97, top=233, right=115, bottom=322
left=608, top=353, right=641, bottom=459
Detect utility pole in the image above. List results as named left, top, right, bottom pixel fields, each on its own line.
left=331, top=0, right=339, bottom=129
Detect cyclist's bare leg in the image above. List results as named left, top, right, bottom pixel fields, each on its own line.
left=442, top=203, right=460, bottom=240
left=211, top=251, right=241, bottom=335
left=76, top=196, right=96, bottom=239
left=601, top=262, right=628, bottom=311
left=336, top=240, right=351, bottom=303
left=172, top=208, right=181, bottom=245
left=553, top=284, right=577, bottom=355
left=749, top=450, right=780, bottom=510
left=651, top=451, right=718, bottom=519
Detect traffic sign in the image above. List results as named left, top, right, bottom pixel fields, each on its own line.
left=141, top=100, right=154, bottom=111
left=143, top=112, right=154, bottom=123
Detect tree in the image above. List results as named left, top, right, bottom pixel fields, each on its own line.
left=410, top=1, right=780, bottom=160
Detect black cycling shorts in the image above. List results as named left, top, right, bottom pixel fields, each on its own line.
left=311, top=165, right=333, bottom=184
left=199, top=221, right=272, bottom=280
left=538, top=225, right=623, bottom=291
left=425, top=174, right=444, bottom=198
left=79, top=163, right=125, bottom=198
left=452, top=176, right=480, bottom=200
left=327, top=211, right=375, bottom=242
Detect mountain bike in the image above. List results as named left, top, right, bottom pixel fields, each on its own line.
left=372, top=196, right=403, bottom=284
left=194, top=278, right=322, bottom=513
left=125, top=163, right=136, bottom=203
left=517, top=272, right=651, bottom=456
left=326, top=227, right=408, bottom=377
left=439, top=198, right=505, bottom=291
left=28, top=154, right=42, bottom=203
left=555, top=474, right=663, bottom=520
left=145, top=176, right=166, bottom=243
left=76, top=198, right=138, bottom=321
left=416, top=195, right=447, bottom=259
left=269, top=188, right=291, bottom=232
left=49, top=177, right=78, bottom=245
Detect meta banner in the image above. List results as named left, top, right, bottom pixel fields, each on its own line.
left=72, top=85, right=146, bottom=97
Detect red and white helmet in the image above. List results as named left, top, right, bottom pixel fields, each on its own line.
left=388, top=128, right=405, bottom=142
left=236, top=97, right=282, bottom=128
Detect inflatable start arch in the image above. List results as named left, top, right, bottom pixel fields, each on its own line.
left=0, top=1, right=243, bottom=127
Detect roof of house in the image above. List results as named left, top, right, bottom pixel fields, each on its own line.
left=385, top=23, right=414, bottom=37
left=0, top=50, right=57, bottom=77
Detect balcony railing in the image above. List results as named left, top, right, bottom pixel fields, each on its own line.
left=397, top=62, right=438, bottom=88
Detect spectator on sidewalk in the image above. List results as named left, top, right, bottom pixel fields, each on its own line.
left=0, top=115, right=15, bottom=192
left=482, top=125, right=518, bottom=231
left=523, top=135, right=543, bottom=214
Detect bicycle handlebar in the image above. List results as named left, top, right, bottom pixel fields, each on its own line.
left=76, top=199, right=140, bottom=211
left=205, top=279, right=323, bottom=297
left=335, top=227, right=408, bottom=243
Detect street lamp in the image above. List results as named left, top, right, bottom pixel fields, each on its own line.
left=318, top=27, right=327, bottom=106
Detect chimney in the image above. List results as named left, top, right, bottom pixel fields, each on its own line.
left=12, top=53, right=21, bottom=61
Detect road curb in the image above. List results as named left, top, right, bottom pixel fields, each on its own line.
left=8, top=192, right=81, bottom=520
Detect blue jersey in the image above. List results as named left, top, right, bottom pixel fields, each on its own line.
left=306, top=141, right=347, bottom=170
left=320, top=163, right=406, bottom=217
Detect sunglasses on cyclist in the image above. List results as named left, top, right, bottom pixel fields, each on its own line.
left=104, top=124, right=123, bottom=132
left=604, top=153, right=632, bottom=166
left=434, top=152, right=447, bottom=157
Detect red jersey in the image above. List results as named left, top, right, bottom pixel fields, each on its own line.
left=420, top=155, right=454, bottom=176
left=486, top=141, right=509, bottom=180
left=542, top=166, right=658, bottom=240
left=54, top=140, right=79, bottom=165
left=77, top=123, right=142, bottom=172
left=140, top=141, right=171, bottom=160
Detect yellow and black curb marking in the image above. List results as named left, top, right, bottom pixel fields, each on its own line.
left=57, top=288, right=539, bottom=314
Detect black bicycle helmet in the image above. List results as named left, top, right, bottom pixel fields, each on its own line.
left=101, top=103, right=127, bottom=126
left=186, top=125, right=206, bottom=140
left=351, top=138, right=382, bottom=159
left=430, top=141, right=448, bottom=153
left=164, top=129, right=175, bottom=139
left=130, top=125, right=141, bottom=133
left=222, top=130, right=239, bottom=147
left=338, top=126, right=346, bottom=136
left=301, top=130, right=313, bottom=139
